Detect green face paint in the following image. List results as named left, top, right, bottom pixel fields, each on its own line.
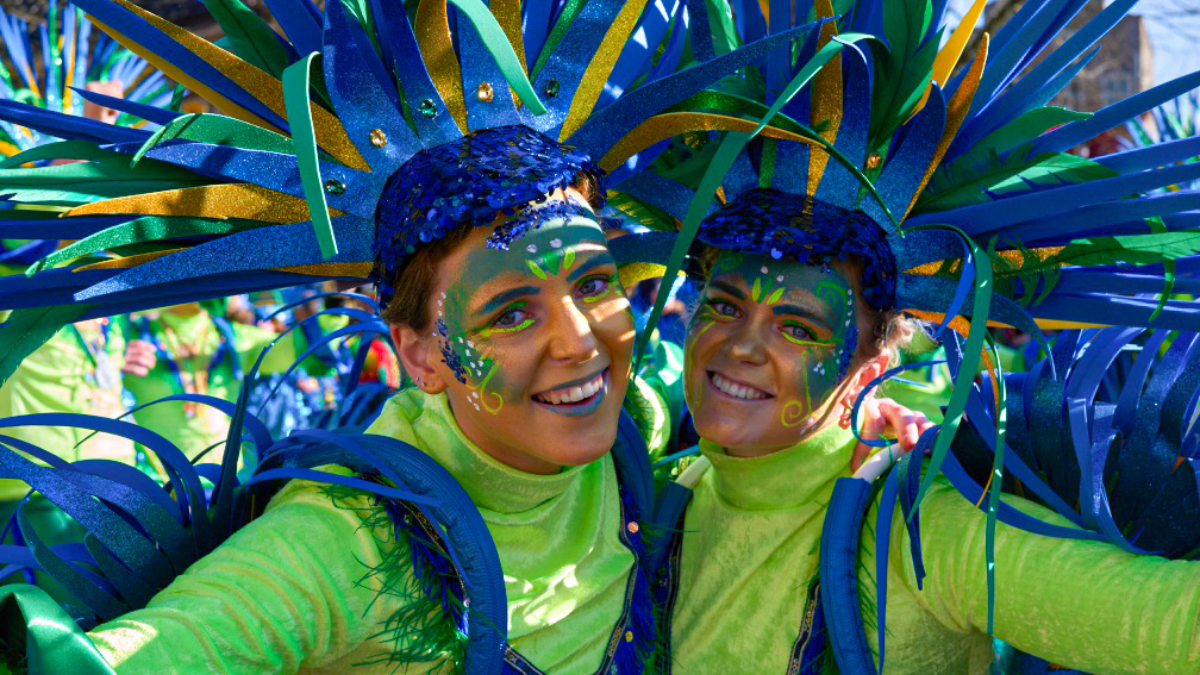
left=416, top=196, right=636, bottom=473
left=683, top=251, right=859, bottom=455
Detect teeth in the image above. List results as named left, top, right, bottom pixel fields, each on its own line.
left=535, top=372, right=604, bottom=405
left=712, top=373, right=768, bottom=401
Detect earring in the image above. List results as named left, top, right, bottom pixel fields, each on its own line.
left=838, top=409, right=853, bottom=430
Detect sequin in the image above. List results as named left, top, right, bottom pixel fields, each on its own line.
left=324, top=179, right=346, bottom=195
left=419, top=99, right=438, bottom=118
left=372, top=125, right=604, bottom=309
left=544, top=79, right=560, bottom=97
left=694, top=188, right=897, bottom=311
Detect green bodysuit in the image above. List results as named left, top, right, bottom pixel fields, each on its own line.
left=669, top=424, right=1200, bottom=674
left=86, top=389, right=638, bottom=673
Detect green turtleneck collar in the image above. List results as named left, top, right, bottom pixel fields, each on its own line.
left=698, top=422, right=857, bottom=510
left=367, top=389, right=585, bottom=513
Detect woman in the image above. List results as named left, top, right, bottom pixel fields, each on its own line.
left=656, top=188, right=1200, bottom=674
left=626, top=2, right=1200, bottom=672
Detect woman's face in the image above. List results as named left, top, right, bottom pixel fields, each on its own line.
left=684, top=251, right=869, bottom=456
left=413, top=190, right=634, bottom=473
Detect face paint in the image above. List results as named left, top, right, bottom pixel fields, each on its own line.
left=420, top=192, right=635, bottom=473
left=683, top=252, right=864, bottom=457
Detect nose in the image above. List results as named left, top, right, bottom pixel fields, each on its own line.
left=547, top=296, right=599, bottom=363
left=726, top=320, right=768, bottom=365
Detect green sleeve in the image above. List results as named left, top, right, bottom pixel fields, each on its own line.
left=86, top=478, right=431, bottom=674
left=864, top=476, right=1200, bottom=674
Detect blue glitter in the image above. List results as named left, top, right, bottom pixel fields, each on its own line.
left=694, top=188, right=897, bottom=311
left=373, top=126, right=604, bottom=309
left=489, top=200, right=595, bottom=251
left=436, top=319, right=467, bottom=384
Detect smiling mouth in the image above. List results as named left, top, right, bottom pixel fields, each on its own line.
left=708, top=371, right=772, bottom=401
left=533, top=368, right=608, bottom=416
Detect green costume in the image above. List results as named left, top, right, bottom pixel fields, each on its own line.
left=124, top=311, right=300, bottom=460
left=666, top=424, right=1200, bottom=674
left=85, top=389, right=641, bottom=674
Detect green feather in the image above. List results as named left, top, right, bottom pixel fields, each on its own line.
left=200, top=0, right=294, bottom=80
left=918, top=150, right=1116, bottom=213
left=30, top=216, right=273, bottom=273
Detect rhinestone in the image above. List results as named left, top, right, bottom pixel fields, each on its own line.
left=419, top=99, right=437, bottom=118
left=626, top=521, right=639, bottom=534
left=866, top=152, right=882, bottom=170
left=324, top=179, right=345, bottom=195
left=544, top=79, right=560, bottom=97
left=624, top=631, right=634, bottom=642
left=477, top=82, right=494, bottom=103
left=370, top=128, right=387, bottom=147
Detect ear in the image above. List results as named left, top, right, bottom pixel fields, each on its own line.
left=390, top=323, right=448, bottom=394
left=841, top=351, right=891, bottom=407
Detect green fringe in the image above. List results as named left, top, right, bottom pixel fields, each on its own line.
left=322, top=483, right=467, bottom=675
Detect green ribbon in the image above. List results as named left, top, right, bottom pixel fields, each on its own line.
left=282, top=52, right=338, bottom=260
left=0, top=585, right=114, bottom=675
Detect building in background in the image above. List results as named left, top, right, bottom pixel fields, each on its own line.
left=1049, top=4, right=1156, bottom=156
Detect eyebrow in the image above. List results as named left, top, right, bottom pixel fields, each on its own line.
left=476, top=286, right=540, bottom=317
left=771, top=303, right=832, bottom=330
left=707, top=280, right=747, bottom=301
left=566, top=252, right=616, bottom=282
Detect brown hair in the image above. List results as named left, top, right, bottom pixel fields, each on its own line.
left=379, top=171, right=605, bottom=332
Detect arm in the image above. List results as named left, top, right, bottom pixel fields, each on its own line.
left=883, top=477, right=1200, bottom=675
left=87, top=480, right=417, bottom=674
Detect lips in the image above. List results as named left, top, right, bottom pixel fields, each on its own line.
left=709, top=371, right=772, bottom=401
left=531, top=368, right=609, bottom=417
left=534, top=369, right=605, bottom=405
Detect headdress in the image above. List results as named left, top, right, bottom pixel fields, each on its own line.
left=0, top=0, right=174, bottom=157
left=0, top=0, right=840, bottom=380
left=619, top=0, right=1200, bottom=656
left=0, top=0, right=173, bottom=268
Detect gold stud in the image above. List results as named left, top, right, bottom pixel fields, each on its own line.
left=477, top=82, right=494, bottom=103
left=626, top=521, right=639, bottom=534
left=866, top=152, right=882, bottom=170
left=624, top=631, right=634, bottom=642
left=370, top=129, right=387, bottom=147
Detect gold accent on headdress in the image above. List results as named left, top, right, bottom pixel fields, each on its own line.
left=904, top=33, right=989, bottom=219
left=416, top=0, right=468, bottom=132
left=559, top=0, right=651, bottom=139
left=600, top=112, right=821, bottom=172
left=88, top=0, right=368, bottom=171
left=66, top=184, right=335, bottom=223
left=805, top=0, right=843, bottom=197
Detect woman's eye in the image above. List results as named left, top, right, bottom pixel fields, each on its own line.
left=708, top=299, right=739, bottom=317
left=577, top=275, right=610, bottom=300
left=492, top=308, right=530, bottom=330
left=782, top=323, right=816, bottom=341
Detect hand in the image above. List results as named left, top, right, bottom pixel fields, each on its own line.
left=122, top=339, right=158, bottom=377
left=851, top=397, right=935, bottom=472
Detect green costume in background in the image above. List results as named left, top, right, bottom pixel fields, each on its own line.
left=666, top=425, right=1200, bottom=674
left=0, top=320, right=130, bottom=499
left=124, top=310, right=301, bottom=461
left=82, top=389, right=645, bottom=674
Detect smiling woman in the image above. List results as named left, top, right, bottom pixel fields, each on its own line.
left=386, top=188, right=634, bottom=475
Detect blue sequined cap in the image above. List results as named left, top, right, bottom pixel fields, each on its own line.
left=695, top=188, right=897, bottom=311
left=373, top=125, right=604, bottom=308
